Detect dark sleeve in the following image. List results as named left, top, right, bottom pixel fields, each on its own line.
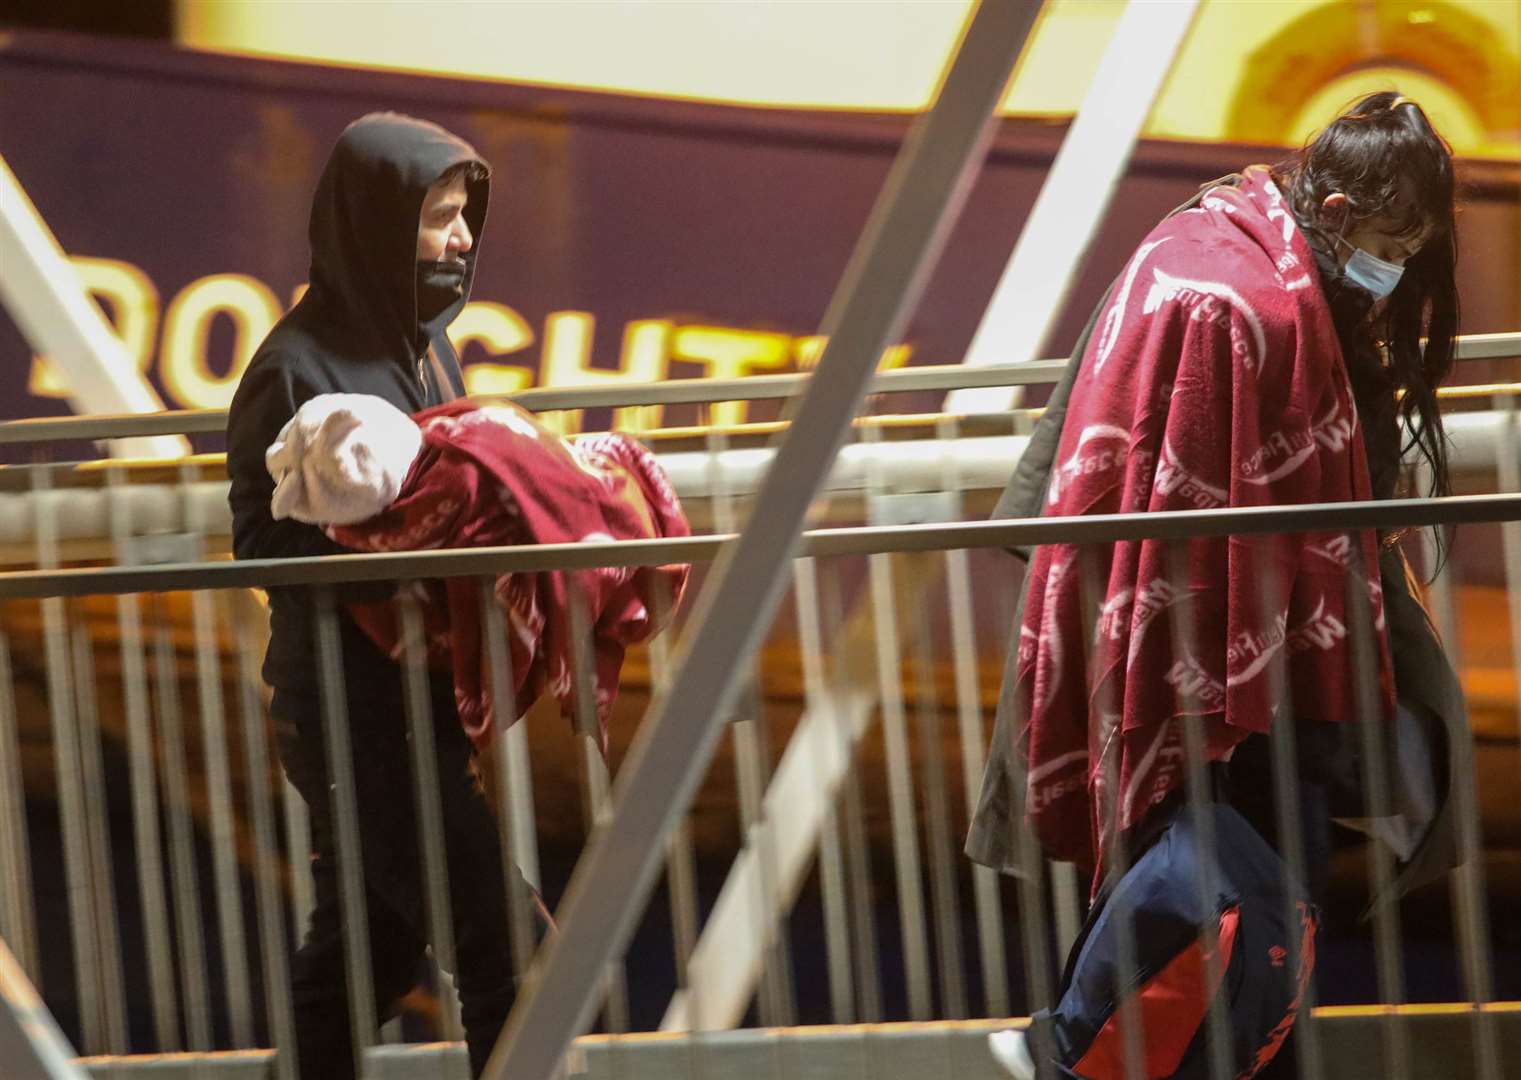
left=226, top=356, right=351, bottom=562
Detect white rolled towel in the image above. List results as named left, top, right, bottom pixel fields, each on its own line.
left=266, top=393, right=423, bottom=525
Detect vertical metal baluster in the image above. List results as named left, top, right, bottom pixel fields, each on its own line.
left=1074, top=547, right=1144, bottom=1079
left=1445, top=720, right=1502, bottom=1080
left=791, top=556, right=856, bottom=1023
left=643, top=563, right=708, bottom=1075
left=1345, top=537, right=1412, bottom=1080
left=821, top=561, right=882, bottom=1023
left=0, top=630, right=39, bottom=989
left=31, top=464, right=103, bottom=1053
left=1253, top=562, right=1324, bottom=1080
left=312, top=590, right=378, bottom=1072
left=935, top=416, right=1010, bottom=1017
left=906, top=558, right=966, bottom=1019
left=479, top=581, right=540, bottom=982
left=565, top=580, right=630, bottom=1035
left=397, top=592, right=466, bottom=1062
left=1459, top=388, right=1519, bottom=1080
left=188, top=581, right=254, bottom=1047
left=1498, top=392, right=1521, bottom=776
left=1162, top=544, right=1234, bottom=1080
left=1414, top=458, right=1498, bottom=1080
left=108, top=463, right=179, bottom=1052
left=646, top=577, right=705, bottom=1026
left=227, top=599, right=298, bottom=1080
left=70, top=623, right=129, bottom=1053
left=1413, top=460, right=1461, bottom=663
left=861, top=424, right=932, bottom=1020
left=706, top=426, right=796, bottom=1027
left=153, top=623, right=212, bottom=1051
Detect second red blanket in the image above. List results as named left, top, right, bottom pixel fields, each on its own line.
left=329, top=400, right=690, bottom=752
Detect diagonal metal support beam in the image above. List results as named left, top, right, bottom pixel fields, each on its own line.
left=0, top=937, right=87, bottom=1079
left=945, top=0, right=1199, bottom=414
left=0, top=156, right=188, bottom=460
left=483, top=4, right=1044, bottom=1076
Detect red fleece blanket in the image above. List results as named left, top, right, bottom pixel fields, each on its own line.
left=1018, top=167, right=1394, bottom=877
left=328, top=401, right=690, bottom=752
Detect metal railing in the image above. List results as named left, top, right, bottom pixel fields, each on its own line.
left=0, top=331, right=1515, bottom=447
left=1, top=490, right=1518, bottom=1079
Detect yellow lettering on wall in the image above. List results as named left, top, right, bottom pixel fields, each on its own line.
left=794, top=334, right=912, bottom=372
left=448, top=300, right=536, bottom=397
left=160, top=273, right=282, bottom=409
left=670, top=325, right=792, bottom=426
left=30, top=257, right=160, bottom=399
left=540, top=312, right=670, bottom=434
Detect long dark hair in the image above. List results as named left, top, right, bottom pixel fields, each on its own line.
left=1270, top=91, right=1459, bottom=504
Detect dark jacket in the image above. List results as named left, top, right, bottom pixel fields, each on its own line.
left=226, top=113, right=488, bottom=693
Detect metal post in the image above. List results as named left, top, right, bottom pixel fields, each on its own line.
left=31, top=466, right=104, bottom=1053
left=1345, top=540, right=1412, bottom=1080
left=0, top=631, right=39, bottom=989
left=314, top=591, right=378, bottom=1068
left=188, top=581, right=255, bottom=1048
left=108, top=463, right=180, bottom=1052
left=1252, top=566, right=1325, bottom=1080
left=705, top=427, right=796, bottom=1028
left=479, top=582, right=541, bottom=981
left=397, top=594, right=466, bottom=1054
left=483, top=6, right=1041, bottom=1074
left=906, top=568, right=968, bottom=1020
left=228, top=602, right=298, bottom=1080
left=792, top=557, right=855, bottom=1024
left=154, top=624, right=213, bottom=1052
left=69, top=623, right=130, bottom=1054
left=565, top=581, right=631, bottom=1036
left=935, top=416, right=1010, bottom=1017
left=823, top=568, right=885, bottom=1029
left=1075, top=548, right=1145, bottom=1079
left=860, top=424, right=933, bottom=1020
left=1164, top=545, right=1235, bottom=1080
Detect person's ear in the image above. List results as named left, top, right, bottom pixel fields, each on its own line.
left=1320, top=192, right=1349, bottom=234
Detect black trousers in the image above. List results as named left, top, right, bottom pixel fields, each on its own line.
left=272, top=675, right=518, bottom=1079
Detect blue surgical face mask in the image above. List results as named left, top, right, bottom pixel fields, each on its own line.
left=1333, top=232, right=1404, bottom=300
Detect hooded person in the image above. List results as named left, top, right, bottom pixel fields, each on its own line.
left=226, top=113, right=523, bottom=1079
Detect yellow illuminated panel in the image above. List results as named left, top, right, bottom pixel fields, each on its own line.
left=175, top=0, right=1521, bottom=158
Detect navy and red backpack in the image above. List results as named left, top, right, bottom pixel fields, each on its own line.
left=1014, top=800, right=1317, bottom=1079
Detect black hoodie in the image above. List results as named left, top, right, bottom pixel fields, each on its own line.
left=226, top=113, right=489, bottom=693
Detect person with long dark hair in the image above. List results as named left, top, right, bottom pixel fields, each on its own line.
left=972, top=93, right=1468, bottom=1079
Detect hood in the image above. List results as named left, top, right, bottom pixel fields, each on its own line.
left=307, top=112, right=489, bottom=364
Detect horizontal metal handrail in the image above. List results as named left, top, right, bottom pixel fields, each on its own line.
left=0, top=492, right=1516, bottom=600
left=0, top=361, right=1071, bottom=446
left=1, top=329, right=1515, bottom=447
